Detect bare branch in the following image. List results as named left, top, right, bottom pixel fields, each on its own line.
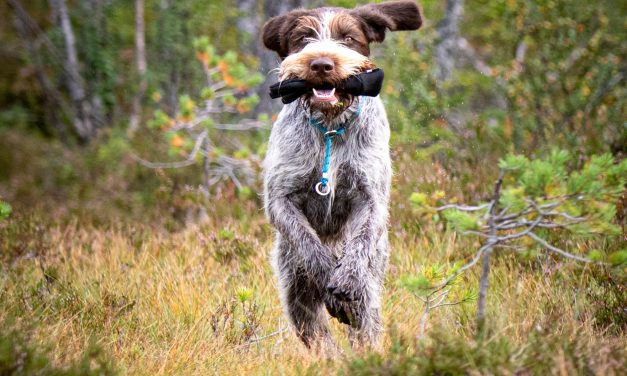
left=541, top=210, right=586, bottom=222
left=418, top=288, right=451, bottom=340
left=457, top=37, right=494, bottom=77
left=213, top=121, right=266, bottom=131
left=495, top=214, right=543, bottom=241
left=248, top=328, right=289, bottom=344
left=130, top=154, right=196, bottom=169
left=428, top=242, right=493, bottom=297
left=527, top=232, right=597, bottom=263
left=131, top=130, right=207, bottom=169
left=461, top=230, right=490, bottom=238
left=437, top=203, right=490, bottom=212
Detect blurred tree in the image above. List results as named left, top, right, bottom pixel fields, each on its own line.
left=8, top=0, right=69, bottom=142
left=255, top=0, right=309, bottom=116
left=129, top=0, right=147, bottom=133
left=49, top=0, right=102, bottom=142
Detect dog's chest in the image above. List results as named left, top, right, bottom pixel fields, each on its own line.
left=292, top=162, right=362, bottom=237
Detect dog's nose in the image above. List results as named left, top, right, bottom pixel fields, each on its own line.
left=310, top=57, right=334, bottom=74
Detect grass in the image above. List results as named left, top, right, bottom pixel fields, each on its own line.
left=0, top=131, right=625, bottom=375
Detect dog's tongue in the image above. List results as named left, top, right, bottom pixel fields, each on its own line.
left=312, top=88, right=337, bottom=103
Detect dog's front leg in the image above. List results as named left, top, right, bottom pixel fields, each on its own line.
left=327, top=187, right=387, bottom=303
left=266, top=195, right=336, bottom=290
left=326, top=188, right=387, bottom=347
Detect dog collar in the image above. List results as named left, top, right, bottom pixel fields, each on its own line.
left=269, top=69, right=384, bottom=104
left=309, top=98, right=365, bottom=196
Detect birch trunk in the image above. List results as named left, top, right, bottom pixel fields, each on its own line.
left=255, top=0, right=310, bottom=115
left=49, top=0, right=96, bottom=141
left=129, top=0, right=147, bottom=133
left=435, top=0, right=464, bottom=83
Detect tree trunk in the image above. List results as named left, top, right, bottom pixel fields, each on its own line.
left=255, top=0, right=311, bottom=116
left=9, top=0, right=69, bottom=143
left=49, top=0, right=96, bottom=142
left=129, top=0, right=147, bottom=133
left=476, top=174, right=504, bottom=338
left=476, top=247, right=492, bottom=337
left=435, top=0, right=464, bottom=84
left=236, top=0, right=259, bottom=53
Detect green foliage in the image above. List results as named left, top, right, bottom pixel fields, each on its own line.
left=608, top=250, right=627, bottom=266
left=235, top=287, right=254, bottom=303
left=0, top=201, right=11, bottom=221
left=342, top=326, right=625, bottom=375
left=211, top=229, right=255, bottom=267
left=453, top=149, right=623, bottom=243
left=397, top=274, right=432, bottom=294
left=442, top=209, right=481, bottom=231
left=409, top=192, right=428, bottom=207
left=459, top=0, right=625, bottom=153
left=407, top=149, right=624, bottom=338
left=0, top=329, right=117, bottom=375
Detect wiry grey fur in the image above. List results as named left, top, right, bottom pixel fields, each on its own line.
left=263, top=97, right=391, bottom=349
left=262, top=0, right=423, bottom=351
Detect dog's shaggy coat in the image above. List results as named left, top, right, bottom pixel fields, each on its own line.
left=262, top=1, right=423, bottom=350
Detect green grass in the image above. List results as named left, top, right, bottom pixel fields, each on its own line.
left=0, top=132, right=625, bottom=375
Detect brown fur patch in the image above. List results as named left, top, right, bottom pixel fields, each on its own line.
left=329, top=13, right=371, bottom=56
left=287, top=16, right=323, bottom=54
left=262, top=9, right=315, bottom=58
left=350, top=1, right=423, bottom=43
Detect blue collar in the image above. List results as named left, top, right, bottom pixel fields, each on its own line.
left=309, top=97, right=365, bottom=196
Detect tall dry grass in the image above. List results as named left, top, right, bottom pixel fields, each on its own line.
left=1, top=135, right=625, bottom=375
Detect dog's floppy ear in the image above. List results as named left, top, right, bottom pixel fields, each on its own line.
left=351, top=0, right=423, bottom=43
left=262, top=10, right=310, bottom=59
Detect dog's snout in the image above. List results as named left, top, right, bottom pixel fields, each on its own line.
left=309, top=57, right=335, bottom=74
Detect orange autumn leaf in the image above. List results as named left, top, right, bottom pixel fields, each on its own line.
left=170, top=135, right=184, bottom=148
left=222, top=73, right=234, bottom=86
left=161, top=119, right=176, bottom=131
left=196, top=52, right=209, bottom=63
left=236, top=101, right=250, bottom=114
left=218, top=60, right=229, bottom=72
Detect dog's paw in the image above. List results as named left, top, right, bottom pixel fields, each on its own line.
left=325, top=297, right=362, bottom=327
left=326, top=265, right=366, bottom=302
left=324, top=297, right=351, bottom=325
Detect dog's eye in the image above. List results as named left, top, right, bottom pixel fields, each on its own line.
left=344, top=36, right=353, bottom=43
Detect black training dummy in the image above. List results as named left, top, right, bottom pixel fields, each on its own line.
left=269, top=68, right=385, bottom=104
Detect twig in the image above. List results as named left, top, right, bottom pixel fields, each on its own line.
left=437, top=203, right=490, bottom=212
left=527, top=232, right=596, bottom=263
left=418, top=288, right=451, bottom=340
left=249, top=328, right=290, bottom=344
left=496, top=214, right=544, bottom=242
left=130, top=130, right=208, bottom=169
left=428, top=242, right=492, bottom=296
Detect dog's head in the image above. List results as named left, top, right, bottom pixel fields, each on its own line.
left=262, top=1, right=423, bottom=116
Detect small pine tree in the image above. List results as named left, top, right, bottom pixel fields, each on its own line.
left=135, top=37, right=268, bottom=197
left=404, top=150, right=626, bottom=338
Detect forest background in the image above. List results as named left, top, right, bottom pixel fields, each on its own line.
left=0, top=0, right=625, bottom=374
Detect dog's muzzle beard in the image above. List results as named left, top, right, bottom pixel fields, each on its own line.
left=284, top=62, right=358, bottom=116
left=298, top=84, right=357, bottom=119
left=278, top=40, right=374, bottom=118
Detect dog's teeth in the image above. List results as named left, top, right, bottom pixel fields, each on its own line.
left=312, top=88, right=336, bottom=99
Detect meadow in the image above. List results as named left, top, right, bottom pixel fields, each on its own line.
left=1, top=129, right=625, bottom=375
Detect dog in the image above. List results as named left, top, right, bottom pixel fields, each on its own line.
left=262, top=1, right=423, bottom=351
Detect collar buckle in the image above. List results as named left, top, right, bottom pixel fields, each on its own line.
left=324, top=130, right=338, bottom=138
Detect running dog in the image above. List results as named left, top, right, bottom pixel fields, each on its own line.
left=262, top=0, right=423, bottom=350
